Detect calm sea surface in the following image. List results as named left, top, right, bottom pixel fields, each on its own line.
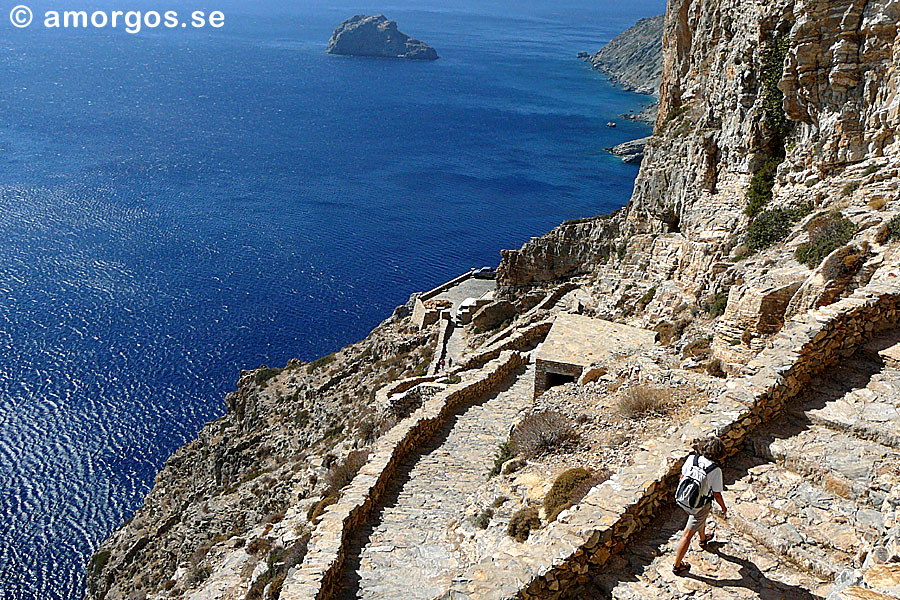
left=0, top=0, right=663, bottom=596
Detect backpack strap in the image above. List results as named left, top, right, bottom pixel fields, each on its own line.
left=703, top=461, right=719, bottom=474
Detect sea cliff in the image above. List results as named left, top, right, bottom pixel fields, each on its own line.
left=88, top=1, right=900, bottom=599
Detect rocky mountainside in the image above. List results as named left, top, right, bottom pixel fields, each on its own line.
left=326, top=15, right=438, bottom=60
left=87, top=1, right=900, bottom=599
left=585, top=14, right=665, bottom=96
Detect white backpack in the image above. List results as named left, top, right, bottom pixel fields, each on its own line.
left=675, top=455, right=718, bottom=514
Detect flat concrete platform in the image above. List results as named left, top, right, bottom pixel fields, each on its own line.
left=432, top=278, right=496, bottom=313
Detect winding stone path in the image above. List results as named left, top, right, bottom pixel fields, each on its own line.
left=339, top=364, right=535, bottom=599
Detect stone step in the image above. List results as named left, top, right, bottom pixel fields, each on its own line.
left=721, top=458, right=882, bottom=579
left=750, top=425, right=900, bottom=508
left=597, top=506, right=829, bottom=600
left=803, top=370, right=900, bottom=449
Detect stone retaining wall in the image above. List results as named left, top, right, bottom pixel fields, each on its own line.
left=280, top=350, right=527, bottom=600
left=455, top=321, right=553, bottom=373
left=441, top=280, right=900, bottom=600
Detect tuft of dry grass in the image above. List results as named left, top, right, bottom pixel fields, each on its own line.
left=324, top=449, right=369, bottom=495
left=616, top=385, right=673, bottom=418
left=543, top=468, right=612, bottom=522
left=509, top=411, right=576, bottom=458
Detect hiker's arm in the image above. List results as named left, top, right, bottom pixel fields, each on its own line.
left=713, top=492, right=727, bottom=515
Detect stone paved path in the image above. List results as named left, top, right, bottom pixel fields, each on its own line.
left=340, top=364, right=535, bottom=600
left=594, top=335, right=900, bottom=600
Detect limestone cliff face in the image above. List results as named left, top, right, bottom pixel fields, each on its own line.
left=499, top=0, right=900, bottom=370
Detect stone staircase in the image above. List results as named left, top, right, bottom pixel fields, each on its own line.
left=338, top=364, right=536, bottom=600
left=595, top=339, right=900, bottom=600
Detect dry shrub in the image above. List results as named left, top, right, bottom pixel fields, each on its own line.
left=245, top=537, right=273, bottom=557
left=473, top=508, right=493, bottom=529
left=507, top=506, right=541, bottom=542
left=324, top=449, right=369, bottom=495
left=509, top=411, right=575, bottom=458
left=543, top=468, right=611, bottom=522
left=616, top=385, right=673, bottom=418
left=307, top=495, right=338, bottom=524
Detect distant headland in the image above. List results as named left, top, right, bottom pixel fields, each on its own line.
left=326, top=15, right=439, bottom=61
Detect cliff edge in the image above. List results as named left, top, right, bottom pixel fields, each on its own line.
left=326, top=15, right=438, bottom=61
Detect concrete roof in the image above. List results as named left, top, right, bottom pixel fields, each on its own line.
left=536, top=313, right=657, bottom=368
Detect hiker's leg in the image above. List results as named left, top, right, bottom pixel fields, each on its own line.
left=675, top=505, right=709, bottom=566
left=674, top=527, right=694, bottom=567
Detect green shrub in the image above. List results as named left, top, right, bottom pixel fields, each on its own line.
left=863, top=165, right=880, bottom=177
left=761, top=34, right=790, bottom=142
left=745, top=203, right=812, bottom=252
left=638, top=287, right=657, bottom=308
left=842, top=181, right=861, bottom=197
left=544, top=468, right=593, bottom=522
left=447, top=374, right=462, bottom=384
left=507, top=506, right=541, bottom=542
left=307, top=353, right=336, bottom=374
left=745, top=157, right=782, bottom=219
left=87, top=549, right=111, bottom=578
left=254, top=367, right=281, bottom=386
left=795, top=213, right=856, bottom=268
left=886, top=215, right=900, bottom=242
left=509, top=411, right=575, bottom=458
left=488, top=442, right=514, bottom=477
left=710, top=291, right=729, bottom=318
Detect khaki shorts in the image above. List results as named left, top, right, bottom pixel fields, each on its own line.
left=684, top=503, right=711, bottom=532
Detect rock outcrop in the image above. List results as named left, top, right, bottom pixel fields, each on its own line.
left=327, top=15, right=438, bottom=61
left=585, top=15, right=665, bottom=96
left=606, top=136, right=650, bottom=164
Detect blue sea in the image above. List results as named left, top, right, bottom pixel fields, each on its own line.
left=0, top=0, right=663, bottom=597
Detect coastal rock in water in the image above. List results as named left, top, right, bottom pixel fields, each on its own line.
left=607, top=136, right=651, bottom=164
left=327, top=15, right=438, bottom=60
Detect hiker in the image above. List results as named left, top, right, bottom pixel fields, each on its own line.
left=672, top=436, right=727, bottom=576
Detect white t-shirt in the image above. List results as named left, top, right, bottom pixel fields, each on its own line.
left=681, top=454, right=724, bottom=497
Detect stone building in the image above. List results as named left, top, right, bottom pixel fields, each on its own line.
left=534, top=313, right=657, bottom=397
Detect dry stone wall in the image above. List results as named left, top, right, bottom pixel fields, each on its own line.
left=440, top=277, right=900, bottom=600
